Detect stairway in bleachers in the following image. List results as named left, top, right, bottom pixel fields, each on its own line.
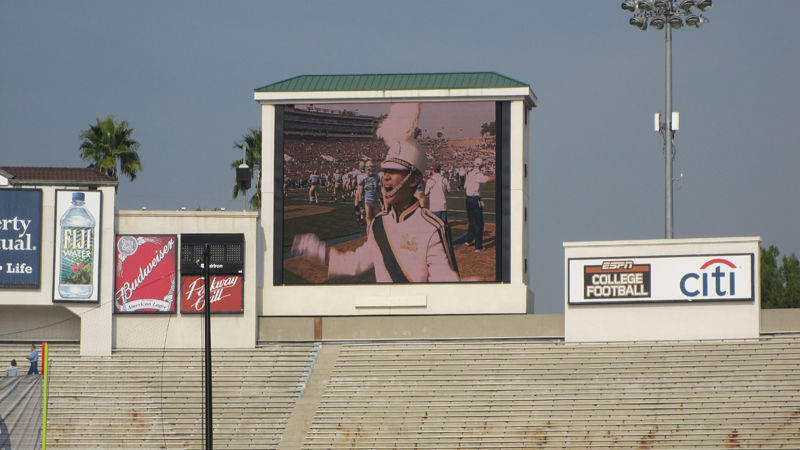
left=41, top=343, right=316, bottom=449
left=302, top=336, right=800, bottom=449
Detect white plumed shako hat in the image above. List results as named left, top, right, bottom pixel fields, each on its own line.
left=378, top=103, right=427, bottom=174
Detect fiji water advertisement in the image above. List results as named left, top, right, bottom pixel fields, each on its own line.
left=53, top=190, right=101, bottom=302
left=114, top=235, right=177, bottom=313
left=0, top=189, right=42, bottom=287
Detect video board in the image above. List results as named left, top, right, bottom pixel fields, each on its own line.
left=274, top=101, right=510, bottom=285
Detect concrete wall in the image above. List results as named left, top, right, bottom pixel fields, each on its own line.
left=115, top=210, right=259, bottom=349
left=257, top=94, right=534, bottom=317
left=564, top=237, right=761, bottom=342
left=0, top=305, right=80, bottom=341
left=258, top=314, right=564, bottom=342
left=761, top=309, right=800, bottom=334
left=257, top=310, right=800, bottom=343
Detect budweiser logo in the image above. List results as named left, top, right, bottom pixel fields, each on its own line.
left=114, top=236, right=177, bottom=313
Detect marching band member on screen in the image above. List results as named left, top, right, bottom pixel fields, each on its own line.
left=292, top=102, right=459, bottom=283
left=425, top=162, right=450, bottom=223
left=308, top=170, right=320, bottom=205
left=357, top=160, right=382, bottom=230
left=464, top=157, right=495, bottom=252
left=354, top=160, right=367, bottom=224
left=332, top=169, right=343, bottom=203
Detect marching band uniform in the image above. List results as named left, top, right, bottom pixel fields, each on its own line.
left=328, top=200, right=459, bottom=282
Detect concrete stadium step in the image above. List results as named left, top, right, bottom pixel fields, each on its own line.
left=299, top=337, right=800, bottom=449
left=44, top=343, right=318, bottom=449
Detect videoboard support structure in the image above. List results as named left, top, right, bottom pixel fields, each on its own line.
left=254, top=73, right=536, bottom=316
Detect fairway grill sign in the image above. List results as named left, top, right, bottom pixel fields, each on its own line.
left=569, top=253, right=754, bottom=305
left=180, top=274, right=243, bottom=313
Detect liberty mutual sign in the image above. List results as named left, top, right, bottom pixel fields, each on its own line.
left=0, top=189, right=42, bottom=287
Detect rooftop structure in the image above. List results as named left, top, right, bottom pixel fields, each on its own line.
left=0, top=166, right=118, bottom=187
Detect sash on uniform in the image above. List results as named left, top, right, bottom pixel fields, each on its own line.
left=371, top=215, right=410, bottom=283
left=442, top=222, right=459, bottom=274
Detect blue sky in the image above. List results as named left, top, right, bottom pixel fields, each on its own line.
left=1, top=1, right=798, bottom=313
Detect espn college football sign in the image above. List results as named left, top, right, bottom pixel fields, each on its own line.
left=568, top=254, right=754, bottom=305
left=114, top=235, right=178, bottom=313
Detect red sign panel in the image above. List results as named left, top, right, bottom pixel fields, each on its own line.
left=114, top=235, right=177, bottom=313
left=181, top=275, right=243, bottom=313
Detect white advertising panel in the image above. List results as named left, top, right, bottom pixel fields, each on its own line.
left=53, top=190, right=102, bottom=302
left=568, top=253, right=754, bottom=305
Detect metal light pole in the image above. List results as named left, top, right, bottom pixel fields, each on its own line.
left=665, top=24, right=673, bottom=239
left=622, top=0, right=713, bottom=239
left=203, top=244, right=213, bottom=450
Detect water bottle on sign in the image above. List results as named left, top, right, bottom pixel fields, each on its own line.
left=58, top=192, right=95, bottom=299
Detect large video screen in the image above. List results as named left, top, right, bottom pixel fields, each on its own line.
left=276, top=101, right=508, bottom=285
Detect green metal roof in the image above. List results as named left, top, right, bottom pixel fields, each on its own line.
left=255, top=72, right=529, bottom=93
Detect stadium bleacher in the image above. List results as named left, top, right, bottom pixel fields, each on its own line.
left=302, top=337, right=800, bottom=449
left=36, top=343, right=316, bottom=449
left=3, top=335, right=800, bottom=449
left=0, top=343, right=43, bottom=450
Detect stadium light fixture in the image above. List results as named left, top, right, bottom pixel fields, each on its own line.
left=630, top=15, right=648, bottom=29
left=621, top=0, right=637, bottom=12
left=620, top=0, right=714, bottom=239
left=653, top=0, right=668, bottom=10
left=696, top=0, right=713, bottom=12
left=651, top=16, right=666, bottom=29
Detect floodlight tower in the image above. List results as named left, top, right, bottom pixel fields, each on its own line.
left=621, top=0, right=713, bottom=239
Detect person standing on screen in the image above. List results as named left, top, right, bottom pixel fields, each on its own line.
left=414, top=173, right=428, bottom=209
left=308, top=170, right=320, bottom=205
left=357, top=160, right=382, bottom=228
left=332, top=169, right=343, bottom=203
left=464, top=158, right=496, bottom=253
left=26, top=344, right=38, bottom=375
left=292, top=102, right=459, bottom=283
left=425, top=162, right=450, bottom=223
left=354, top=160, right=367, bottom=224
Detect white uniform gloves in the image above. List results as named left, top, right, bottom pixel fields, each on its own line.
left=292, top=234, right=327, bottom=264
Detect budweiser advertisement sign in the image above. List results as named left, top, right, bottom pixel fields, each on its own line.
left=181, top=275, right=243, bottom=313
left=114, top=235, right=177, bottom=313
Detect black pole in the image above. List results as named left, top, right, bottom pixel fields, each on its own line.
left=203, top=244, right=213, bottom=450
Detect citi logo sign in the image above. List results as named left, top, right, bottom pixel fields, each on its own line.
left=680, top=259, right=738, bottom=298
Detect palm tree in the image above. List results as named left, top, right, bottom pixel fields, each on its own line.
left=231, top=127, right=262, bottom=210
left=79, top=115, right=142, bottom=188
